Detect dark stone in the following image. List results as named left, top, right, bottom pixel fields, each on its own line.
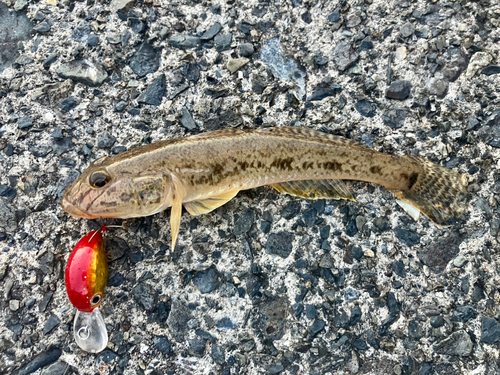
left=281, top=201, right=301, bottom=219
left=11, top=347, right=61, bottom=375
left=358, top=37, right=373, bottom=51
left=195, top=329, right=216, bottom=341
left=114, top=101, right=128, bottom=113
left=60, top=97, right=78, bottom=112
left=0, top=2, right=33, bottom=73
left=184, top=62, right=200, bottom=83
left=301, top=11, right=312, bottom=24
left=345, top=220, right=358, bottom=236
left=87, top=33, right=99, bottom=46
left=211, top=344, right=225, bottom=364
left=97, top=132, right=116, bottom=148
left=42, top=53, right=57, bottom=69
left=452, top=306, right=477, bottom=323
left=188, top=338, right=207, bottom=357
left=132, top=282, right=158, bottom=311
left=260, top=221, right=271, bottom=234
left=265, top=232, right=294, bottom=258
left=391, top=260, right=406, bottom=278
left=435, top=331, right=473, bottom=356
left=430, top=316, right=445, bottom=328
left=43, top=314, right=60, bottom=335
left=234, top=209, right=255, bottom=236
left=129, top=43, right=160, bottom=78
left=350, top=305, right=362, bottom=325
left=355, top=100, right=376, bottom=117
left=387, top=292, right=399, bottom=314
left=334, top=312, right=349, bottom=328
left=382, top=108, right=409, bottom=129
left=107, top=237, right=129, bottom=261
left=30, top=144, right=52, bottom=158
left=137, top=74, right=166, bottom=106
left=386, top=80, right=412, bottom=100
left=308, top=82, right=342, bottom=101
left=353, top=339, right=368, bottom=351
left=351, top=246, right=363, bottom=260
left=201, top=22, right=222, bottom=41
left=302, top=208, right=317, bottom=227
left=418, top=233, right=463, bottom=272
left=108, top=272, right=125, bottom=287
left=167, top=299, right=193, bottom=342
left=52, top=137, right=74, bottom=155
left=128, top=248, right=143, bottom=264
left=18, top=117, right=33, bottom=130
left=192, top=265, right=220, bottom=294
left=0, top=185, right=16, bottom=200
left=320, top=225, right=330, bottom=239
left=327, top=9, right=341, bottom=23
left=268, top=363, right=285, bottom=374
left=408, top=320, right=423, bottom=339
left=309, top=319, right=325, bottom=337
left=129, top=18, right=146, bottom=34
left=179, top=107, right=197, bottom=130
left=395, top=227, right=420, bottom=246
left=472, top=286, right=485, bottom=302
left=168, top=35, right=201, bottom=49
left=33, top=22, right=51, bottom=33
left=481, top=316, right=500, bottom=344
left=214, top=34, right=232, bottom=52
left=481, top=65, right=500, bottom=76
left=153, top=335, right=171, bottom=354
left=239, top=43, right=254, bottom=57
left=38, top=291, right=53, bottom=313
left=333, top=40, right=359, bottom=71
left=305, top=304, right=317, bottom=319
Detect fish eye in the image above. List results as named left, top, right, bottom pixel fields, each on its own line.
left=90, top=172, right=110, bottom=188
left=90, top=294, right=101, bottom=305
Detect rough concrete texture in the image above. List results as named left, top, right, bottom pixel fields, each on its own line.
left=0, top=0, right=499, bottom=374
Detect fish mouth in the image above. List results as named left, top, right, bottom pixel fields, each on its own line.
left=61, top=198, right=94, bottom=219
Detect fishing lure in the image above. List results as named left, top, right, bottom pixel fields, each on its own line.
left=65, top=225, right=109, bottom=353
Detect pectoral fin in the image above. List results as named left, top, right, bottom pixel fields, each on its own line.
left=271, top=179, right=355, bottom=201
left=184, top=190, right=240, bottom=216
left=170, top=197, right=182, bottom=251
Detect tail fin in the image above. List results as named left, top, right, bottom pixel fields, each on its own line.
left=389, top=156, right=470, bottom=225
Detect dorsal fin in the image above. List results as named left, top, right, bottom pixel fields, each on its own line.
left=271, top=179, right=355, bottom=201
left=256, top=127, right=364, bottom=148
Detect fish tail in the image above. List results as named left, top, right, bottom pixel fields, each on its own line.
left=389, top=156, right=470, bottom=225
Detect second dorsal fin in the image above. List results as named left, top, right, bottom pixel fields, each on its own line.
left=271, top=179, right=355, bottom=201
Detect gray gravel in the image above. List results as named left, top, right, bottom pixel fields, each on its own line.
left=1, top=0, right=500, bottom=374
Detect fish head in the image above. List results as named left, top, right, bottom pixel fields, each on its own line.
left=65, top=230, right=108, bottom=313
left=61, top=157, right=170, bottom=219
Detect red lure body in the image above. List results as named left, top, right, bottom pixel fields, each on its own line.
left=65, top=226, right=108, bottom=313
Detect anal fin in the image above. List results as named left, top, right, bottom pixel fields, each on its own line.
left=271, top=179, right=355, bottom=201
left=184, top=189, right=240, bottom=216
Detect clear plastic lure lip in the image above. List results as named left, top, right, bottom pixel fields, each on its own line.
left=73, top=307, right=108, bottom=353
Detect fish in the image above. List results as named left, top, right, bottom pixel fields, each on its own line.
left=61, top=126, right=470, bottom=249
left=65, top=226, right=108, bottom=313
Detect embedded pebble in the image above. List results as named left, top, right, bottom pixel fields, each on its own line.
left=227, top=58, right=249, bottom=74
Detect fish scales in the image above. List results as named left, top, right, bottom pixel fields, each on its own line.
left=62, top=127, right=470, bottom=249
